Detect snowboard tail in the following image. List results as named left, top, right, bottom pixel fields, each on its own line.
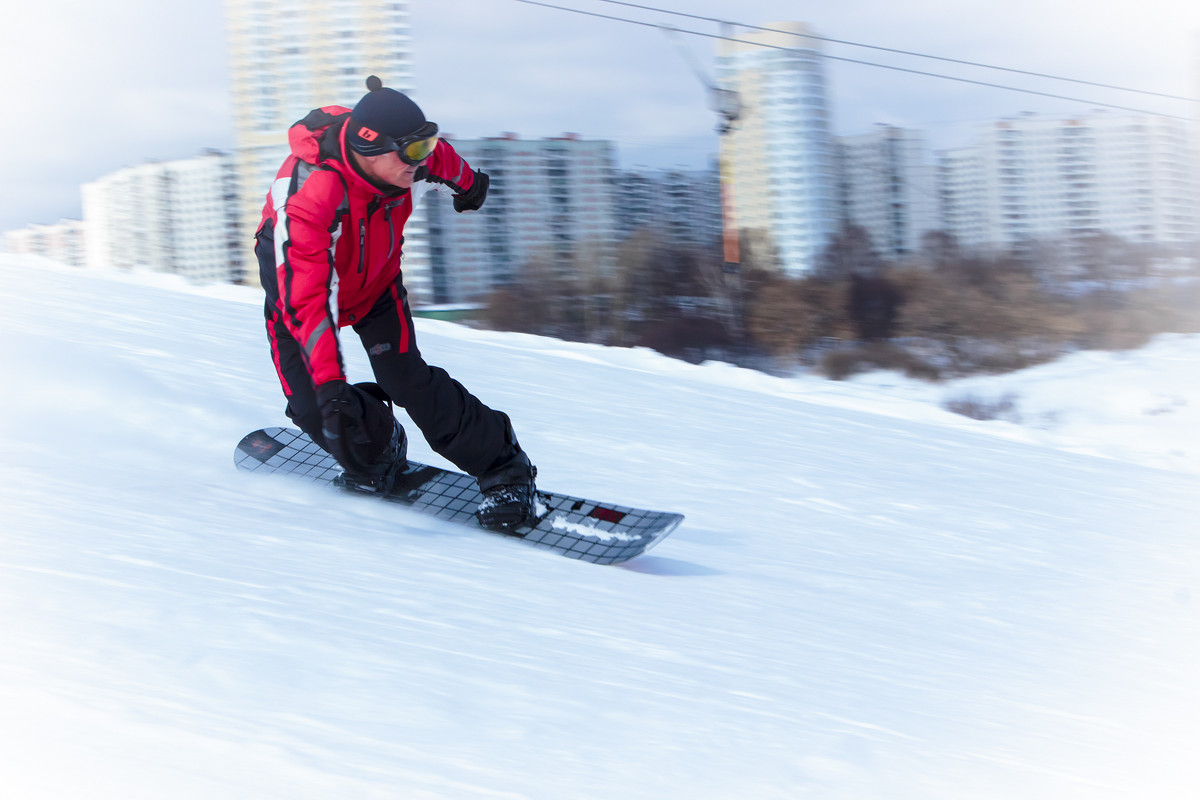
left=235, top=427, right=682, bottom=565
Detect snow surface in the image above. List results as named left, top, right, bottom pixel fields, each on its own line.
left=1, top=254, right=1198, bottom=799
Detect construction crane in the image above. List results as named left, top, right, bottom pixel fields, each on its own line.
left=662, top=23, right=744, bottom=337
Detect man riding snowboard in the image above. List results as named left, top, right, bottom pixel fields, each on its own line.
left=255, top=76, right=536, bottom=530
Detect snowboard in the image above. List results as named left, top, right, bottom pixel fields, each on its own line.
left=235, top=427, right=683, bottom=565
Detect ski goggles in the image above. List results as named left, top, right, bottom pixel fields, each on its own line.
left=391, top=122, right=440, bottom=165
left=352, top=120, right=440, bottom=164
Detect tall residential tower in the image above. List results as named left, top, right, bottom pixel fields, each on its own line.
left=224, top=0, right=417, bottom=282
left=716, top=21, right=838, bottom=276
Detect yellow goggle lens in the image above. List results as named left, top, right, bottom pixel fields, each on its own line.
left=401, top=135, right=438, bottom=165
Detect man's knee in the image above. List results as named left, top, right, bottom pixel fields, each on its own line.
left=371, top=351, right=436, bottom=403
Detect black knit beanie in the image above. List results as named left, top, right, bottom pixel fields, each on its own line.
left=347, top=76, right=427, bottom=156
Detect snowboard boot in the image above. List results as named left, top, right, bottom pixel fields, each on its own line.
left=334, top=417, right=409, bottom=495
left=476, top=450, right=538, bottom=531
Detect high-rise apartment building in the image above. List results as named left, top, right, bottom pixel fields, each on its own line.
left=716, top=21, right=838, bottom=276
left=836, top=125, right=940, bottom=261
left=938, top=145, right=987, bottom=249
left=225, top=0, right=417, bottom=282
left=81, top=151, right=242, bottom=282
left=617, top=165, right=723, bottom=251
left=940, top=112, right=1198, bottom=256
left=423, top=134, right=618, bottom=304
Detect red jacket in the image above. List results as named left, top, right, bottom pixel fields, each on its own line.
left=259, top=106, right=477, bottom=387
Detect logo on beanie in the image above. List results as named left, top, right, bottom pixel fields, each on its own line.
left=357, top=126, right=380, bottom=142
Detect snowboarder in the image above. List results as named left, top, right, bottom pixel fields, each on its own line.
left=254, top=76, right=536, bottom=530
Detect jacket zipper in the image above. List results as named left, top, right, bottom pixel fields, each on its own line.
left=359, top=198, right=382, bottom=275
left=357, top=218, right=366, bottom=274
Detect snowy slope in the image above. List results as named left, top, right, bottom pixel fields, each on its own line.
left=1, top=255, right=1198, bottom=800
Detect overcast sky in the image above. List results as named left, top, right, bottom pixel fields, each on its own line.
left=2, top=0, right=1197, bottom=232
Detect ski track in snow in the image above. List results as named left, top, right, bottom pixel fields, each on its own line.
left=1, top=255, right=1198, bottom=799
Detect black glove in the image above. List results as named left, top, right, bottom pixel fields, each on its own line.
left=316, top=379, right=373, bottom=474
left=453, top=170, right=489, bottom=213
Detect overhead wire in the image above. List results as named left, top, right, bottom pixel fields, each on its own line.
left=591, top=0, right=1197, bottom=103
left=511, top=0, right=1195, bottom=121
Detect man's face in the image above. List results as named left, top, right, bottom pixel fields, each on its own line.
left=354, top=151, right=422, bottom=189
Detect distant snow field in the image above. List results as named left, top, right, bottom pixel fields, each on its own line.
left=1, top=255, right=1197, bottom=799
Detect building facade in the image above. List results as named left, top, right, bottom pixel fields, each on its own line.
left=2, top=219, right=87, bottom=267
left=616, top=165, right=723, bottom=251
left=225, top=0, right=418, bottom=284
left=422, top=134, right=618, bottom=304
left=836, top=125, right=940, bottom=262
left=716, top=21, right=839, bottom=276
left=81, top=151, right=242, bottom=282
left=939, top=112, right=1198, bottom=258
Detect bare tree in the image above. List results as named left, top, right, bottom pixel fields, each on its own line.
left=816, top=224, right=886, bottom=280
left=848, top=273, right=904, bottom=341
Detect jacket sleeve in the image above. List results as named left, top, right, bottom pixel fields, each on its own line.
left=423, top=139, right=477, bottom=194
left=272, top=170, right=346, bottom=387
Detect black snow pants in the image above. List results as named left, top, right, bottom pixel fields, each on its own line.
left=256, top=229, right=517, bottom=478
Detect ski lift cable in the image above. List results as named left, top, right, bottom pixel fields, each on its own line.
left=591, top=0, right=1197, bottom=103
left=510, top=0, right=1193, bottom=121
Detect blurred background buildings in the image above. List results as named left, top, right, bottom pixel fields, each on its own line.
left=422, top=134, right=619, bottom=304
left=78, top=150, right=242, bottom=283
left=836, top=125, right=940, bottom=262
left=4, top=9, right=1197, bottom=302
left=940, top=114, right=1197, bottom=258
